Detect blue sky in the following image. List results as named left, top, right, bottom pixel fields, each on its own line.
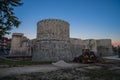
left=8, top=0, right=120, bottom=45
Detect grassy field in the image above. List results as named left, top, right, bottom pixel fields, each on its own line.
left=0, top=57, right=52, bottom=67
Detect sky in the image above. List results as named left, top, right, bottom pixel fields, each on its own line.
left=7, top=0, right=120, bottom=46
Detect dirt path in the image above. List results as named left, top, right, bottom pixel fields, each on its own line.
left=0, top=65, right=59, bottom=77
left=0, top=63, right=86, bottom=78
left=103, top=55, right=120, bottom=60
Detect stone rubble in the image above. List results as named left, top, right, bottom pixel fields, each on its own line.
left=52, top=60, right=73, bottom=67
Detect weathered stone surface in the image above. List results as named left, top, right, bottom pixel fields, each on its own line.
left=10, top=19, right=113, bottom=61
left=10, top=33, right=30, bottom=56
left=37, top=19, right=69, bottom=41
left=70, top=38, right=85, bottom=58
left=32, top=40, right=72, bottom=61
left=32, top=19, right=72, bottom=61
left=97, top=39, right=113, bottom=56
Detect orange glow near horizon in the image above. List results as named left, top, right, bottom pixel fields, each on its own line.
left=112, top=41, right=120, bottom=46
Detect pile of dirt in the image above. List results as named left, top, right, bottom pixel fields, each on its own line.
left=52, top=60, right=73, bottom=67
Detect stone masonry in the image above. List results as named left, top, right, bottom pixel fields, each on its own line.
left=10, top=33, right=30, bottom=56
left=32, top=19, right=72, bottom=61
left=10, top=19, right=113, bottom=61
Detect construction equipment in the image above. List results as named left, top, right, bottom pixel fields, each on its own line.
left=73, top=49, right=97, bottom=63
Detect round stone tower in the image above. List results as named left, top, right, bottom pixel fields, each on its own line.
left=32, top=19, right=72, bottom=61
left=37, top=19, right=70, bottom=41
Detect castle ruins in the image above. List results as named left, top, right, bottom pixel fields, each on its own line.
left=10, top=19, right=113, bottom=61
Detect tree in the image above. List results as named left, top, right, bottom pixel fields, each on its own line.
left=0, top=0, right=23, bottom=37
left=117, top=46, right=120, bottom=58
left=112, top=46, right=117, bottom=54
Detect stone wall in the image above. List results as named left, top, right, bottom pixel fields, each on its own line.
left=32, top=19, right=72, bottom=61
left=97, top=39, right=113, bottom=56
left=10, top=19, right=113, bottom=61
left=32, top=40, right=72, bottom=61
left=10, top=33, right=30, bottom=56
left=70, top=38, right=113, bottom=57
left=84, top=39, right=98, bottom=55
left=70, top=38, right=85, bottom=57
left=37, top=19, right=69, bottom=41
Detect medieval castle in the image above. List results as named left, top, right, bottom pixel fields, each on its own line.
left=10, top=19, right=113, bottom=61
